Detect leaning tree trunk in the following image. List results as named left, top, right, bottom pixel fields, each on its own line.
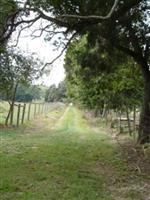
left=138, top=62, right=150, bottom=144
left=5, top=83, right=18, bottom=126
left=126, top=107, right=132, bottom=136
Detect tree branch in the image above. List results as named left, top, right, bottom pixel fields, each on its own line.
left=41, top=32, right=77, bottom=71
left=12, top=20, right=40, bottom=47
left=59, top=0, right=119, bottom=20
left=30, top=8, right=69, bottom=27
left=14, top=15, right=41, bottom=27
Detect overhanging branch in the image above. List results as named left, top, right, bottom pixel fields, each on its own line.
left=41, top=32, right=77, bottom=71
left=59, top=0, right=119, bottom=21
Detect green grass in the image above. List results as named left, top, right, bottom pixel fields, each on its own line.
left=0, top=101, right=9, bottom=123
left=0, top=106, right=149, bottom=200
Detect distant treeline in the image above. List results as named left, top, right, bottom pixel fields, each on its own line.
left=0, top=84, right=47, bottom=102
left=45, top=81, right=67, bottom=102
left=0, top=81, right=67, bottom=103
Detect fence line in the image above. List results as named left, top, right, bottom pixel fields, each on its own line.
left=4, top=102, right=52, bottom=127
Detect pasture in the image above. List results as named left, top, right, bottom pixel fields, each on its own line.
left=0, top=105, right=149, bottom=200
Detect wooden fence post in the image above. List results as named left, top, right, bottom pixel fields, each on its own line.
left=48, top=103, right=50, bottom=112
left=10, top=104, right=14, bottom=125
left=43, top=103, right=45, bottom=114
left=41, top=103, right=43, bottom=114
left=38, top=103, right=41, bottom=115
left=44, top=103, right=47, bottom=115
left=28, top=103, right=31, bottom=120
left=22, top=104, right=26, bottom=124
left=17, top=104, right=21, bottom=127
left=46, top=104, right=48, bottom=114
left=41, top=103, right=44, bottom=114
left=34, top=103, right=37, bottom=118
left=47, top=103, right=49, bottom=113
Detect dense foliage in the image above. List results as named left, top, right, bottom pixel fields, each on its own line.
left=0, top=49, right=41, bottom=100
left=65, top=36, right=144, bottom=115
left=28, top=0, right=148, bottom=143
left=0, top=0, right=149, bottom=142
left=45, top=81, right=67, bottom=102
left=0, top=49, right=42, bottom=124
left=0, top=0, right=18, bottom=51
left=15, top=84, right=47, bottom=102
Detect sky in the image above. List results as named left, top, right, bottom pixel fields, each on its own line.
left=10, top=22, right=66, bottom=87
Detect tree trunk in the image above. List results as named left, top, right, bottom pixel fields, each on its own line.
left=5, top=83, right=18, bottom=126
left=133, top=106, right=136, bottom=131
left=116, top=38, right=150, bottom=144
left=138, top=62, right=150, bottom=144
left=5, top=103, right=11, bottom=126
left=126, top=107, right=132, bottom=136
left=133, top=106, right=136, bottom=140
left=117, top=111, right=122, bottom=134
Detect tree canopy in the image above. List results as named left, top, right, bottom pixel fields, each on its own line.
left=15, top=84, right=47, bottom=102
left=0, top=0, right=149, bottom=143
left=64, top=36, right=144, bottom=114
left=0, top=49, right=41, bottom=99
left=0, top=0, right=18, bottom=51
left=45, top=81, right=67, bottom=102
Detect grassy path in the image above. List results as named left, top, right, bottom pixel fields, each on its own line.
left=0, top=106, right=149, bottom=200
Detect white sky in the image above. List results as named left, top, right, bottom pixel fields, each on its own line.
left=10, top=22, right=66, bottom=87
left=19, top=36, right=65, bottom=87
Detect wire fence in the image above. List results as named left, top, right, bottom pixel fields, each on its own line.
left=0, top=102, right=52, bottom=127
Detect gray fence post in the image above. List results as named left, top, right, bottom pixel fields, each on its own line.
left=17, top=104, right=21, bottom=127
left=34, top=103, right=37, bottom=118
left=22, top=104, right=26, bottom=124
left=28, top=103, right=31, bottom=120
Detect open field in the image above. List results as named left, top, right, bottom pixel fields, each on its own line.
left=0, top=105, right=149, bottom=200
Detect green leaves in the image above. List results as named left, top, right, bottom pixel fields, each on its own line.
left=0, top=0, right=18, bottom=47
left=45, top=81, right=67, bottom=102
left=0, top=49, right=42, bottom=101
left=64, top=35, right=143, bottom=111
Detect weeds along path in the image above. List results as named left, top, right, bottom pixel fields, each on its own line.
left=0, top=106, right=149, bottom=200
